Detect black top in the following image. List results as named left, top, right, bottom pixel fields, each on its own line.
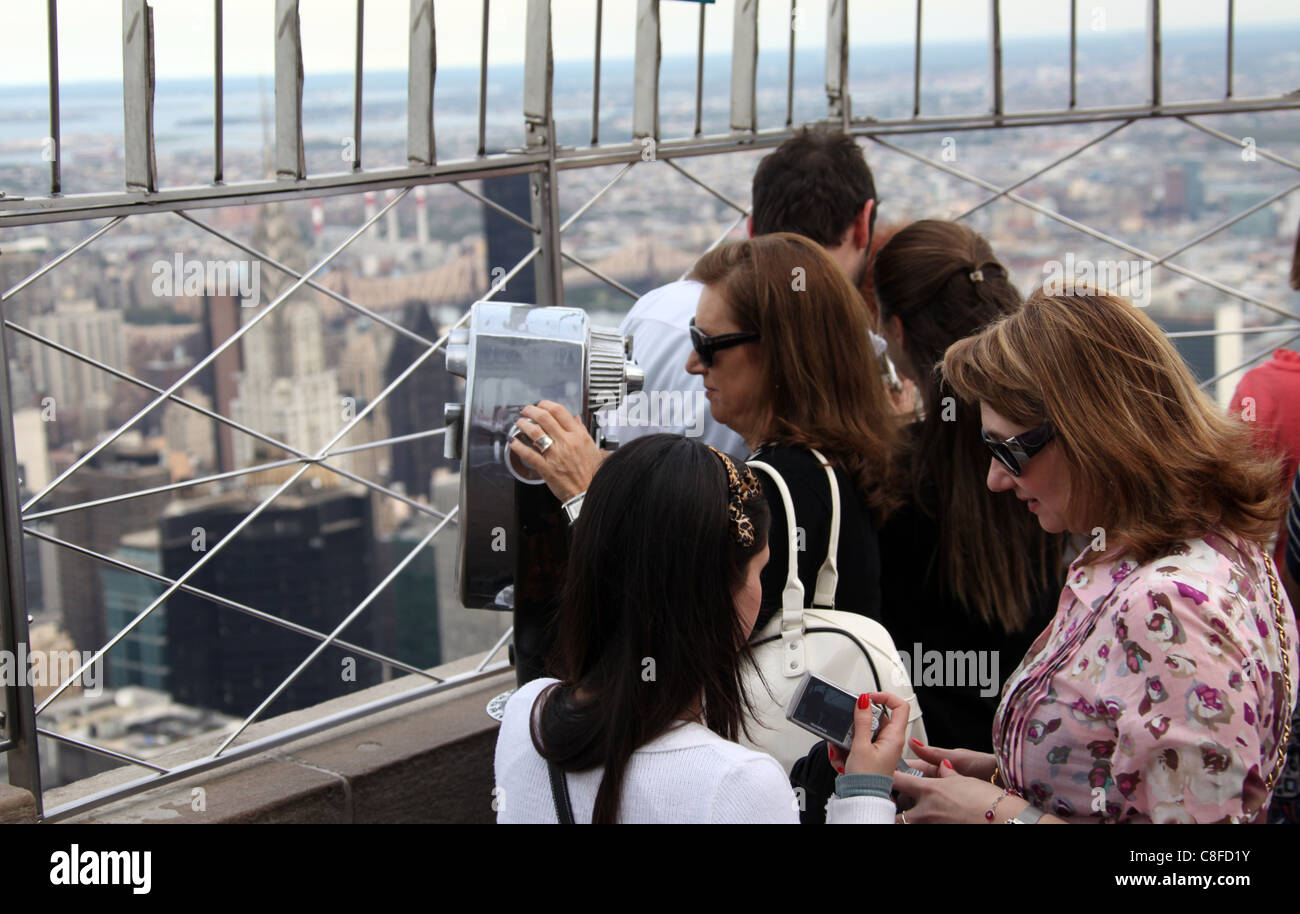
left=875, top=478, right=1062, bottom=754
left=748, top=444, right=883, bottom=632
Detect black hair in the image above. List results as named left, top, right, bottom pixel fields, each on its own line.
left=751, top=127, right=878, bottom=247
left=530, top=434, right=770, bottom=823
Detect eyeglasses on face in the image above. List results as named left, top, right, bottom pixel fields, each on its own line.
left=981, top=422, right=1055, bottom=477
left=688, top=318, right=759, bottom=367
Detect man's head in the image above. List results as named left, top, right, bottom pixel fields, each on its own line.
left=749, top=128, right=877, bottom=285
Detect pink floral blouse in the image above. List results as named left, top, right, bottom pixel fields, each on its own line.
left=993, top=530, right=1299, bottom=823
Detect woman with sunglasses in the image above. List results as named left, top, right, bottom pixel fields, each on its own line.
left=494, top=435, right=910, bottom=823
left=513, top=234, right=902, bottom=632
left=890, top=285, right=1299, bottom=824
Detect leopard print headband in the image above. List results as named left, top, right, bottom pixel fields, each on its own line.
left=706, top=445, right=762, bottom=547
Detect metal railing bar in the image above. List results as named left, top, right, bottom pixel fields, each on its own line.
left=21, top=189, right=410, bottom=516
left=680, top=208, right=751, bottom=280
left=6, top=318, right=452, bottom=525
left=663, top=159, right=748, bottom=214
left=323, top=426, right=447, bottom=457
left=40, top=659, right=511, bottom=823
left=214, top=0, right=224, bottom=183
left=352, top=0, right=364, bottom=172
left=1225, top=0, right=1234, bottom=99
left=449, top=181, right=538, bottom=233
left=868, top=135, right=1300, bottom=324
left=560, top=251, right=640, bottom=301
left=1178, top=116, right=1300, bottom=173
left=559, top=161, right=636, bottom=234
left=46, top=0, right=60, bottom=195
left=990, top=0, right=1003, bottom=119
left=214, top=505, right=459, bottom=755
left=477, top=0, right=489, bottom=157
left=786, top=0, right=795, bottom=128
left=475, top=626, right=514, bottom=673
left=593, top=0, right=603, bottom=146
left=913, top=0, right=923, bottom=117
left=1148, top=181, right=1300, bottom=269
left=1147, top=0, right=1161, bottom=109
left=32, top=197, right=421, bottom=712
left=1068, top=0, right=1076, bottom=110
left=176, top=210, right=445, bottom=349
left=1200, top=330, right=1300, bottom=390
left=11, top=96, right=1300, bottom=226
left=35, top=727, right=172, bottom=775
left=1, top=217, right=127, bottom=301
left=21, top=524, right=448, bottom=685
left=1166, top=323, right=1300, bottom=339
left=953, top=120, right=1134, bottom=221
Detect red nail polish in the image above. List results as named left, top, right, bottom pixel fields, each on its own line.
left=836, top=766, right=845, bottom=774
left=858, top=693, right=870, bottom=710
left=942, top=759, right=954, bottom=770
left=909, top=737, right=925, bottom=749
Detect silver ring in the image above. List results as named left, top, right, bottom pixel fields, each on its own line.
left=899, top=812, right=908, bottom=824
left=534, top=434, right=554, bottom=454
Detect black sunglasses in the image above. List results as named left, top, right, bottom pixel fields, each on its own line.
left=981, top=423, right=1055, bottom=477
left=689, top=318, right=759, bottom=367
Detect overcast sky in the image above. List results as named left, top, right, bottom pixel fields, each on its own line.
left=2, top=0, right=1296, bottom=86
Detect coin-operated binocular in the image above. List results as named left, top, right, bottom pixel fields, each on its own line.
left=444, top=301, right=643, bottom=686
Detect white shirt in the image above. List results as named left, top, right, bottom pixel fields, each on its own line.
left=494, top=677, right=894, bottom=824
left=601, top=280, right=748, bottom=458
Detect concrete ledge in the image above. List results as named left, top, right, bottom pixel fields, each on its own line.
left=0, top=783, right=37, bottom=824
left=46, top=652, right=514, bottom=824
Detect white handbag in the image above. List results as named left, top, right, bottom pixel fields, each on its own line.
left=741, top=449, right=927, bottom=773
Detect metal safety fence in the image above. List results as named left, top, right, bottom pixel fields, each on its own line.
left=1, top=0, right=1298, bottom=821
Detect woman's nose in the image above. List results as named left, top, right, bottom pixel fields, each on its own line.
left=986, top=458, right=1015, bottom=493
left=685, top=349, right=704, bottom=375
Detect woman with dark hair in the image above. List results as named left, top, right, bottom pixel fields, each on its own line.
left=871, top=220, right=1064, bottom=752
left=493, top=435, right=909, bottom=823
left=892, top=286, right=1298, bottom=824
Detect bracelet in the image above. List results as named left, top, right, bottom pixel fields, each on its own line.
left=985, top=788, right=1018, bottom=823
left=989, top=765, right=1000, bottom=787
left=1004, top=803, right=1046, bottom=825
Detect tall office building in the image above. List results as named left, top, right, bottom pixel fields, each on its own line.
left=384, top=301, right=460, bottom=501
left=229, top=205, right=349, bottom=473
left=47, top=440, right=172, bottom=657
left=100, top=529, right=169, bottom=691
left=29, top=299, right=127, bottom=437
left=160, top=481, right=380, bottom=718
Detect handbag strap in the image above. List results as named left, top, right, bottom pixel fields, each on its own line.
left=1263, top=557, right=1294, bottom=794
left=746, top=450, right=842, bottom=678
left=546, top=760, right=576, bottom=824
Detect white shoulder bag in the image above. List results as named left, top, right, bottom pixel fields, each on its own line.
left=741, top=449, right=927, bottom=773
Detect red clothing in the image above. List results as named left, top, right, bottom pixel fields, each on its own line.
left=1230, top=349, right=1300, bottom=564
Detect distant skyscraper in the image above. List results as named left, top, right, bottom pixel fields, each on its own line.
left=229, top=205, right=349, bottom=472
left=385, top=301, right=460, bottom=500
left=373, top=516, right=443, bottom=674
left=201, top=291, right=243, bottom=474
left=29, top=299, right=126, bottom=434
left=48, top=440, right=172, bottom=657
left=160, top=482, right=380, bottom=718
left=100, top=528, right=169, bottom=692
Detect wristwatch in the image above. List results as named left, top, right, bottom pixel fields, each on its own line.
left=1005, top=804, right=1045, bottom=824
left=562, top=491, right=585, bottom=525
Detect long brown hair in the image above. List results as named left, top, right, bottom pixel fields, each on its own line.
left=874, top=220, right=1062, bottom=631
left=689, top=233, right=902, bottom=520
left=941, top=286, right=1285, bottom=565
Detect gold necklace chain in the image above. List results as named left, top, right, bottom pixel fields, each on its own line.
left=1263, top=558, right=1294, bottom=794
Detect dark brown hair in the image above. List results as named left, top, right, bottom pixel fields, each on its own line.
left=874, top=220, right=1062, bottom=631
left=531, top=435, right=770, bottom=824
left=752, top=128, right=877, bottom=247
left=942, top=286, right=1285, bottom=565
left=689, top=233, right=903, bottom=520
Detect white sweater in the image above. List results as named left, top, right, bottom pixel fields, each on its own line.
left=494, top=677, right=894, bottom=824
